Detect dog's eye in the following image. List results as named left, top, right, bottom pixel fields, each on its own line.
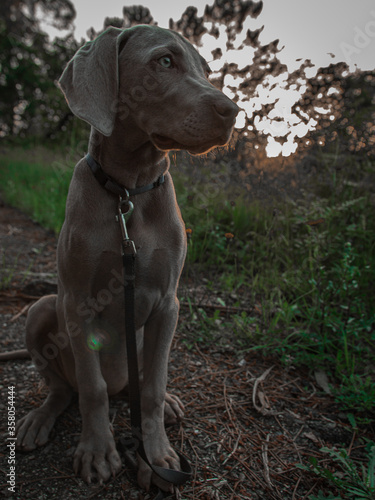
left=158, top=56, right=173, bottom=68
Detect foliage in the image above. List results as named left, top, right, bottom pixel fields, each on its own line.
left=298, top=442, right=375, bottom=500
left=173, top=140, right=375, bottom=418
left=2, top=0, right=374, bottom=162
left=258, top=151, right=375, bottom=417
left=0, top=0, right=78, bottom=138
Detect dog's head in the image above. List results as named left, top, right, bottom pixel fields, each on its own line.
left=59, top=25, right=239, bottom=155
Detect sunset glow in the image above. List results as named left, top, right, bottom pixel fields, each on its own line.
left=199, top=23, right=322, bottom=157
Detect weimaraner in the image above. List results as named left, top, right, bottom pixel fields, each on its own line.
left=10, top=24, right=239, bottom=492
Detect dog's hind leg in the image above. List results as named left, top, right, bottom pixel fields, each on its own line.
left=16, top=295, right=73, bottom=450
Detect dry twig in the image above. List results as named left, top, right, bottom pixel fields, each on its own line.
left=10, top=302, right=31, bottom=322
left=262, top=433, right=274, bottom=489
left=252, top=365, right=278, bottom=415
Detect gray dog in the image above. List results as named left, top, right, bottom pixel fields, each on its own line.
left=13, top=25, right=239, bottom=492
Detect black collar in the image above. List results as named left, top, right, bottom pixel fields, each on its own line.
left=86, top=153, right=165, bottom=197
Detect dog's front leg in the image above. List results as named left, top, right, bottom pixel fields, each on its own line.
left=65, top=303, right=122, bottom=484
left=137, top=299, right=181, bottom=491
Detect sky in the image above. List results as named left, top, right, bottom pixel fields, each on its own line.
left=45, top=0, right=375, bottom=157
left=64, top=0, right=375, bottom=72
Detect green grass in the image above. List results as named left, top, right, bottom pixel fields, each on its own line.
left=0, top=148, right=72, bottom=233
left=176, top=148, right=375, bottom=420
left=0, top=143, right=374, bottom=419
left=298, top=440, right=375, bottom=499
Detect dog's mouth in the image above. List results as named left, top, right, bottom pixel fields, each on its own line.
left=151, top=132, right=231, bottom=155
left=151, top=134, right=185, bottom=151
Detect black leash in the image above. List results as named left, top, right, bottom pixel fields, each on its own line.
left=86, top=154, right=192, bottom=495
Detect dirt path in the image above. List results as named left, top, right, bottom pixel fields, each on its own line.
left=0, top=198, right=372, bottom=499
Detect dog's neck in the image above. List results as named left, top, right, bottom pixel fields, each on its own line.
left=88, top=120, right=169, bottom=190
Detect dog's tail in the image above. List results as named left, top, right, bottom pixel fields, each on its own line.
left=0, top=349, right=30, bottom=361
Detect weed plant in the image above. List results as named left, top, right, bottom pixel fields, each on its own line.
left=298, top=440, right=375, bottom=499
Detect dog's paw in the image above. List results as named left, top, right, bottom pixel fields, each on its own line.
left=137, top=436, right=181, bottom=492
left=73, top=433, right=122, bottom=484
left=164, top=393, right=184, bottom=425
left=16, top=409, right=55, bottom=450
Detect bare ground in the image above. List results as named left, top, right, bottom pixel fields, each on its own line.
left=0, top=198, right=373, bottom=500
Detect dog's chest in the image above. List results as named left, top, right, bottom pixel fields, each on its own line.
left=92, top=215, right=185, bottom=317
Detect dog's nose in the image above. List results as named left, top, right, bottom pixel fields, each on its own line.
left=213, top=98, right=239, bottom=121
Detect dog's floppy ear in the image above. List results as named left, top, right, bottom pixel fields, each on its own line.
left=59, top=27, right=130, bottom=136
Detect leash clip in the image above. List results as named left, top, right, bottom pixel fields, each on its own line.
left=117, top=196, right=137, bottom=255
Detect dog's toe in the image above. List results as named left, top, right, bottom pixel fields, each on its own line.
left=75, top=451, right=94, bottom=483
left=93, top=456, right=112, bottom=484
left=137, top=460, right=152, bottom=492
left=74, top=434, right=122, bottom=484
left=16, top=410, right=54, bottom=450
left=164, top=393, right=184, bottom=424
left=137, top=436, right=181, bottom=492
left=108, top=449, right=123, bottom=476
left=137, top=457, right=178, bottom=493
